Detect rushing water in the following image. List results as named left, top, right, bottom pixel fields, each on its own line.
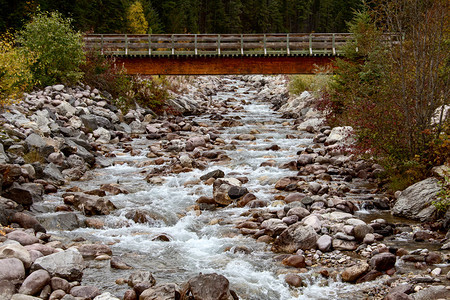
left=40, top=78, right=388, bottom=299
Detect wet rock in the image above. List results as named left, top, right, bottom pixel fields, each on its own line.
left=275, top=177, right=292, bottom=190
left=78, top=244, right=112, bottom=259
left=369, top=252, right=396, bottom=271
left=272, top=224, right=318, bottom=253
left=413, top=231, right=433, bottom=242
left=139, top=283, right=179, bottom=300
left=341, top=262, right=369, bottom=282
left=425, top=252, right=442, bottom=265
left=182, top=273, right=233, bottom=300
left=316, top=235, right=332, bottom=252
left=282, top=255, right=306, bottom=268
left=70, top=286, right=100, bottom=299
left=0, top=243, right=32, bottom=268
left=6, top=230, right=39, bottom=246
left=392, top=178, right=440, bottom=221
left=355, top=270, right=383, bottom=283
left=3, top=183, right=40, bottom=207
left=284, top=274, right=303, bottom=287
left=110, top=257, right=133, bottom=270
left=63, top=193, right=116, bottom=215
left=237, top=193, right=256, bottom=207
left=125, top=210, right=152, bottom=224
left=128, top=271, right=156, bottom=288
left=228, top=186, right=248, bottom=199
left=32, top=248, right=84, bottom=281
left=213, top=179, right=240, bottom=206
left=123, top=290, right=137, bottom=300
left=100, top=183, right=128, bottom=195
left=19, top=269, right=50, bottom=295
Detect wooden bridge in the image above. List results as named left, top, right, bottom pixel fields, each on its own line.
left=83, top=33, right=398, bottom=75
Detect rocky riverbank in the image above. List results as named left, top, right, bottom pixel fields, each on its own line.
left=0, top=75, right=448, bottom=300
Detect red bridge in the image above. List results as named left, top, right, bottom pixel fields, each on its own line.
left=83, top=33, right=398, bottom=75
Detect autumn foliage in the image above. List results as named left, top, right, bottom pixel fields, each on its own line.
left=320, top=1, right=449, bottom=189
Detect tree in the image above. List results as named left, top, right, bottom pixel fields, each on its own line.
left=127, top=0, right=149, bottom=33
left=17, top=11, right=85, bottom=86
left=323, top=1, right=449, bottom=187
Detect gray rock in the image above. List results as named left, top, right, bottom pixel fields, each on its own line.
left=37, top=212, right=83, bottom=231
left=332, top=239, right=358, bottom=251
left=316, top=235, right=332, bottom=252
left=32, top=248, right=84, bottom=281
left=184, top=273, right=232, bottom=300
left=0, top=144, right=9, bottom=164
left=10, top=295, right=41, bottom=300
left=80, top=115, right=112, bottom=132
left=50, top=277, right=71, bottom=293
left=0, top=258, right=25, bottom=282
left=19, top=269, right=50, bottom=295
left=93, top=292, right=120, bottom=300
left=63, top=193, right=116, bottom=215
left=128, top=271, right=155, bottom=288
left=78, top=244, right=112, bottom=259
left=25, top=133, right=46, bottom=150
left=53, top=84, right=65, bottom=91
left=43, top=163, right=65, bottom=185
left=412, top=285, right=450, bottom=300
left=392, top=178, right=441, bottom=221
left=272, top=224, right=318, bottom=253
left=0, top=280, right=15, bottom=300
left=139, top=284, right=178, bottom=300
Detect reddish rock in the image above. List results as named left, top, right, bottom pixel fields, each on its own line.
left=19, top=269, right=51, bottom=295
left=370, top=253, right=396, bottom=271
left=282, top=255, right=306, bottom=268
left=70, top=285, right=100, bottom=299
left=285, top=274, right=303, bottom=287
left=341, top=263, right=369, bottom=282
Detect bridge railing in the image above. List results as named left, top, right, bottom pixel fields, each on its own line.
left=83, top=33, right=402, bottom=57
left=83, top=33, right=350, bottom=57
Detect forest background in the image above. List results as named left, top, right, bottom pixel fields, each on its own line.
left=1, top=0, right=363, bottom=34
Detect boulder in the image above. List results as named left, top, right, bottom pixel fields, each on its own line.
left=94, top=292, right=121, bottom=300
left=3, top=183, right=42, bottom=207
left=37, top=212, right=82, bottom=231
left=183, top=273, right=233, bottom=300
left=353, top=224, right=374, bottom=241
left=385, top=292, right=413, bottom=300
left=128, top=271, right=156, bottom=288
left=286, top=207, right=310, bottom=220
left=392, top=178, right=441, bottom=221
left=11, top=212, right=45, bottom=233
left=369, top=252, right=396, bottom=271
left=261, top=219, right=288, bottom=237
left=6, top=231, right=39, bottom=246
left=282, top=255, right=306, bottom=268
left=0, top=258, right=25, bottom=282
left=284, top=274, right=303, bottom=287
left=50, top=277, right=71, bottom=293
left=341, top=262, right=369, bottom=282
left=0, top=280, right=15, bottom=300
left=63, top=193, right=116, bottom=215
left=412, top=285, right=450, bottom=300
left=272, top=224, right=318, bottom=253
left=31, top=248, right=84, bottom=281
left=71, top=286, right=101, bottom=299
left=18, top=269, right=50, bottom=295
left=139, top=284, right=179, bottom=300
left=200, top=170, right=225, bottom=181
left=316, top=235, right=332, bottom=252
left=0, top=243, right=32, bottom=268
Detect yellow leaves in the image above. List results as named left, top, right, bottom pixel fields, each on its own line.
left=127, top=1, right=149, bottom=34
left=0, top=32, right=36, bottom=107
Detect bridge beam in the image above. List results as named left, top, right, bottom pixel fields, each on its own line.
left=114, top=56, right=336, bottom=75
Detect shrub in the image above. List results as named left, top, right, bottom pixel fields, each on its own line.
left=0, top=32, right=35, bottom=106
left=17, top=11, right=85, bottom=87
